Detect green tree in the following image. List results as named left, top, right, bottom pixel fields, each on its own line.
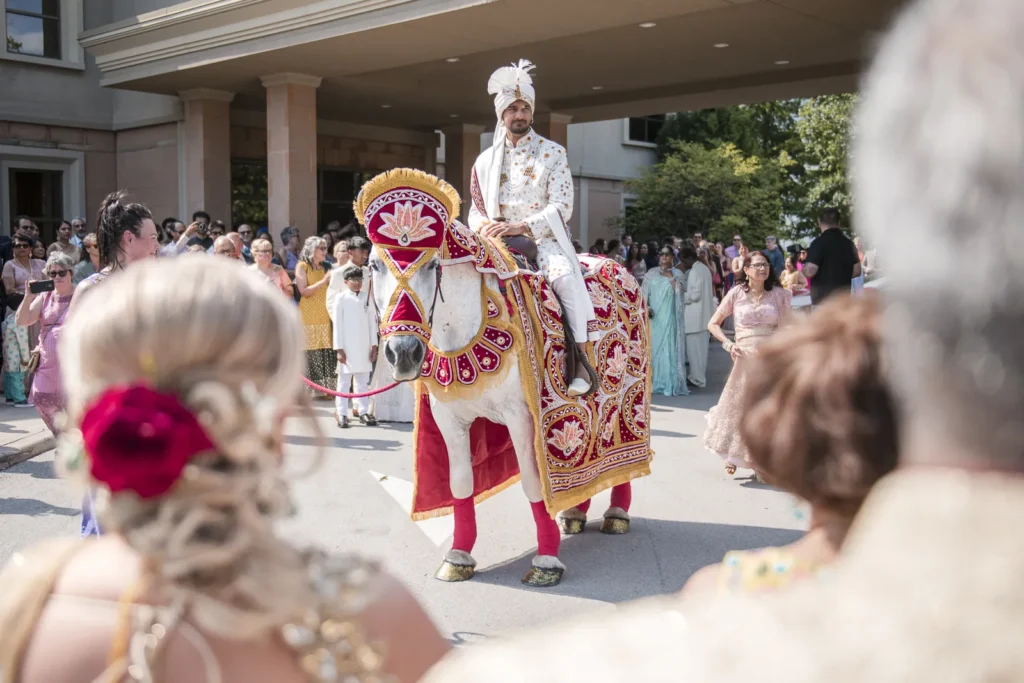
left=656, top=101, right=811, bottom=239
left=797, top=94, right=857, bottom=229
left=621, top=141, right=783, bottom=248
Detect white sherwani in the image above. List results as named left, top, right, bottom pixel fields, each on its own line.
left=332, top=287, right=378, bottom=416
left=469, top=131, right=598, bottom=342
left=684, top=261, right=715, bottom=388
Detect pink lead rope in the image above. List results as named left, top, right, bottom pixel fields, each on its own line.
left=301, top=376, right=401, bottom=399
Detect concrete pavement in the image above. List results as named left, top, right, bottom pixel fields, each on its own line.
left=0, top=402, right=56, bottom=471
left=0, top=346, right=804, bottom=640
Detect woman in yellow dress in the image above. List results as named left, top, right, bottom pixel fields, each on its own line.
left=294, top=235, right=335, bottom=397
left=683, top=294, right=899, bottom=595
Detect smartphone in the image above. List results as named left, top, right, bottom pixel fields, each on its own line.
left=29, top=280, right=55, bottom=294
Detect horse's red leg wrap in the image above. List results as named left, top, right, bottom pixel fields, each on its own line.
left=531, top=501, right=561, bottom=557
left=610, top=483, right=632, bottom=512
left=451, top=497, right=477, bottom=554
left=575, top=499, right=592, bottom=515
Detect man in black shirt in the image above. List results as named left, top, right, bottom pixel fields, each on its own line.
left=185, top=210, right=213, bottom=251
left=802, top=208, right=861, bottom=305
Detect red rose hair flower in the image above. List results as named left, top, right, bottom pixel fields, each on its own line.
left=81, top=385, right=216, bottom=499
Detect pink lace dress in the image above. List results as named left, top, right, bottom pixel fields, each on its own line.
left=29, top=291, right=72, bottom=434
left=703, top=286, right=792, bottom=469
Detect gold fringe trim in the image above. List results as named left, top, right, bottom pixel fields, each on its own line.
left=353, top=168, right=461, bottom=227
left=546, top=463, right=651, bottom=516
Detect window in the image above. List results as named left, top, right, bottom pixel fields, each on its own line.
left=319, top=168, right=375, bottom=231
left=8, top=167, right=63, bottom=243
left=231, top=160, right=268, bottom=229
left=6, top=0, right=61, bottom=59
left=627, top=115, right=665, bottom=145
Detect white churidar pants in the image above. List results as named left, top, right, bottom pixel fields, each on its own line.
left=551, top=274, right=588, bottom=343
left=336, top=370, right=371, bottom=417
left=685, top=331, right=710, bottom=388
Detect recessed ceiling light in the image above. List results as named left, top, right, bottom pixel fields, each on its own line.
left=449, top=114, right=459, bottom=118
left=713, top=42, right=730, bottom=48
left=639, top=22, right=656, bottom=28
left=445, top=57, right=460, bottom=63
left=381, top=104, right=392, bottom=109
left=592, top=86, right=604, bottom=90
left=774, top=59, right=790, bottom=65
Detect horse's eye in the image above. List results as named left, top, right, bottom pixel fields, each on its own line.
left=368, top=261, right=380, bottom=272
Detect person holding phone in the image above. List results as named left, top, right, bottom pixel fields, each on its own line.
left=17, top=252, right=75, bottom=433
left=185, top=210, right=213, bottom=251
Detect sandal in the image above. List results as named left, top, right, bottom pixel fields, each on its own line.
left=725, top=464, right=737, bottom=476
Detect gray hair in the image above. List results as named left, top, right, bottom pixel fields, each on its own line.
left=299, top=236, right=327, bottom=266
left=854, top=0, right=1024, bottom=465
left=45, top=251, right=75, bottom=273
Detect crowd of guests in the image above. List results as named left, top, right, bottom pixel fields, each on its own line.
left=0, top=205, right=407, bottom=430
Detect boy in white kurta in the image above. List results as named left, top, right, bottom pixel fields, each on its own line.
left=332, top=265, right=378, bottom=428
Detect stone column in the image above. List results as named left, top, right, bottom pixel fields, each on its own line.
left=261, top=73, right=322, bottom=238
left=180, top=88, right=234, bottom=225
left=442, top=123, right=485, bottom=212
left=533, top=112, right=572, bottom=148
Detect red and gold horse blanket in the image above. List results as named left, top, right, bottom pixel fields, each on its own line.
left=410, top=243, right=653, bottom=519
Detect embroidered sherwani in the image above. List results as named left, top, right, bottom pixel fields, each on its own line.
left=469, top=131, right=598, bottom=342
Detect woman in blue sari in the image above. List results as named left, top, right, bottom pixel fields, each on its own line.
left=642, top=247, right=689, bottom=396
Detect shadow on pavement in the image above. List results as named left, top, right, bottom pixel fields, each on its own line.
left=470, top=517, right=802, bottom=603
left=0, top=497, right=80, bottom=517
left=6, top=458, right=58, bottom=480
left=649, top=429, right=695, bottom=439
left=284, top=434, right=405, bottom=451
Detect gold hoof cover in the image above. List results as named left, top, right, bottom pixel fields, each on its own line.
left=521, top=565, right=564, bottom=587
left=600, top=517, right=631, bottom=535
left=558, top=517, right=586, bottom=535
left=435, top=560, right=475, bottom=582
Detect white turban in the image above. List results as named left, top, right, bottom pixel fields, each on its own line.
left=484, top=60, right=537, bottom=215
left=488, top=59, right=536, bottom=121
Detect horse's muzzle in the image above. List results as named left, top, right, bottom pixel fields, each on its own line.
left=385, top=336, right=426, bottom=381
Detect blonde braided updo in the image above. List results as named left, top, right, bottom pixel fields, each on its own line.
left=58, top=255, right=322, bottom=639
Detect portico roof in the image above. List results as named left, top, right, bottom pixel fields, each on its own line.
left=81, top=0, right=903, bottom=128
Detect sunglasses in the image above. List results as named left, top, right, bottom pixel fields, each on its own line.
left=47, top=269, right=69, bottom=278
left=14, top=243, right=31, bottom=249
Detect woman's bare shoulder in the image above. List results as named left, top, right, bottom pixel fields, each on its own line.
left=360, top=570, right=451, bottom=682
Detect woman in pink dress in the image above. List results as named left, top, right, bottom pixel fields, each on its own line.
left=704, top=251, right=792, bottom=475
left=16, top=252, right=75, bottom=434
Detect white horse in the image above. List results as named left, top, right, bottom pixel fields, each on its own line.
left=370, top=248, right=632, bottom=587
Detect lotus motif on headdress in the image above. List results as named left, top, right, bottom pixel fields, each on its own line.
left=378, top=201, right=438, bottom=247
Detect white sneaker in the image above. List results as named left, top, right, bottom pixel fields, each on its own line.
left=568, top=377, right=591, bottom=397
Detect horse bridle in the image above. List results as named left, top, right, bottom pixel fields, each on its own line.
left=364, top=259, right=444, bottom=339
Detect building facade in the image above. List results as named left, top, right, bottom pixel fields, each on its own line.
left=1, top=0, right=891, bottom=244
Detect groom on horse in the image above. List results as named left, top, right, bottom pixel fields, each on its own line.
left=468, top=59, right=598, bottom=397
